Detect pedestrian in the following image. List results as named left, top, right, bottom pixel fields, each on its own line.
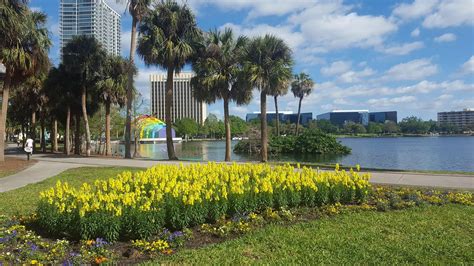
left=25, top=136, right=33, bottom=160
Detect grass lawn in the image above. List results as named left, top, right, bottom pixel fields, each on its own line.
left=154, top=204, right=474, bottom=264
left=0, top=167, right=142, bottom=216
left=0, top=167, right=472, bottom=264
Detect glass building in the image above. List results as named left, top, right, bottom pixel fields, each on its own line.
left=60, top=0, right=121, bottom=57
left=317, top=110, right=369, bottom=126
left=246, top=111, right=313, bottom=126
left=369, top=111, right=397, bottom=123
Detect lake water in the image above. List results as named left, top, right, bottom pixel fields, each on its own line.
left=117, top=136, right=474, bottom=172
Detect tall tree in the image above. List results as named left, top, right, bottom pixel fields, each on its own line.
left=0, top=5, right=51, bottom=161
left=96, top=56, right=129, bottom=156
left=291, top=72, right=314, bottom=136
left=192, top=28, right=252, bottom=161
left=137, top=0, right=203, bottom=160
left=62, top=35, right=106, bottom=157
left=270, top=81, right=289, bottom=137
left=243, top=35, right=293, bottom=162
left=116, top=0, right=151, bottom=159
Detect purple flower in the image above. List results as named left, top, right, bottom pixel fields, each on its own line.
left=94, top=238, right=108, bottom=247
left=168, top=231, right=184, bottom=242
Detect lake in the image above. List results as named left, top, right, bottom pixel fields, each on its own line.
left=116, top=136, right=474, bottom=172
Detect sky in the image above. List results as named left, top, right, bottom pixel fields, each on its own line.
left=30, top=0, right=474, bottom=120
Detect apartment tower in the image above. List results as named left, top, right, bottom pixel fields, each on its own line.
left=59, top=0, right=121, bottom=57
left=150, top=73, right=207, bottom=125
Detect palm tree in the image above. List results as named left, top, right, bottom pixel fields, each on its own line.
left=115, top=0, right=151, bottom=159
left=291, top=72, right=314, bottom=136
left=0, top=5, right=51, bottom=161
left=96, top=56, right=129, bottom=156
left=62, top=35, right=106, bottom=157
left=192, top=28, right=252, bottom=161
left=137, top=0, right=203, bottom=160
left=243, top=35, right=293, bottom=162
left=270, top=81, right=290, bottom=137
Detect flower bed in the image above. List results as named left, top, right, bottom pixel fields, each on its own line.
left=36, top=163, right=370, bottom=241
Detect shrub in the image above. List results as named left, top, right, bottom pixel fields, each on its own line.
left=234, top=129, right=351, bottom=155
left=36, top=163, right=370, bottom=241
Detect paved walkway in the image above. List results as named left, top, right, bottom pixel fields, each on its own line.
left=1, top=148, right=473, bottom=192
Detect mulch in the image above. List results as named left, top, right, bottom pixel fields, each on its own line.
left=0, top=157, right=37, bottom=177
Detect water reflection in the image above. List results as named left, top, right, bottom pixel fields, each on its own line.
left=112, top=136, right=474, bottom=172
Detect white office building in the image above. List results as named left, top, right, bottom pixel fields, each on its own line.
left=150, top=72, right=207, bottom=125
left=59, top=0, right=121, bottom=57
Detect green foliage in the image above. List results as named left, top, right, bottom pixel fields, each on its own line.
left=399, top=116, right=431, bottom=134
left=383, top=121, right=400, bottom=134
left=314, top=119, right=339, bottom=134
left=200, top=114, right=225, bottom=138
left=343, top=121, right=367, bottom=134
left=367, top=122, right=383, bottom=134
left=174, top=117, right=199, bottom=138
left=235, top=129, right=351, bottom=155
left=230, top=115, right=248, bottom=136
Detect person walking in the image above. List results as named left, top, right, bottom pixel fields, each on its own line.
left=25, top=136, right=34, bottom=160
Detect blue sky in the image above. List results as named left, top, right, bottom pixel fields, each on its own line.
left=30, top=0, right=473, bottom=120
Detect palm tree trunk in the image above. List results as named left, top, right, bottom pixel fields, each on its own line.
left=31, top=111, right=36, bottom=154
left=81, top=87, right=91, bottom=156
left=21, top=124, right=26, bottom=148
left=52, top=118, right=58, bottom=152
left=0, top=68, right=11, bottom=162
left=295, top=96, right=303, bottom=136
left=40, top=118, right=46, bottom=153
left=223, top=97, right=231, bottom=161
left=260, top=90, right=268, bottom=162
left=125, top=17, right=138, bottom=159
left=105, top=101, right=111, bottom=156
left=0, top=66, right=12, bottom=162
left=65, top=106, right=70, bottom=155
left=274, top=95, right=280, bottom=137
left=74, top=113, right=81, bottom=155
left=165, top=67, right=177, bottom=160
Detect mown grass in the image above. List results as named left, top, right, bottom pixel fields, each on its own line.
left=152, top=205, right=474, bottom=264
left=0, top=167, right=142, bottom=216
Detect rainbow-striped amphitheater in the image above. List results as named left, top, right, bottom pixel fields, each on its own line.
left=135, top=115, right=177, bottom=141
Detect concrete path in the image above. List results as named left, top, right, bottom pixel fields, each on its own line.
left=1, top=148, right=473, bottom=192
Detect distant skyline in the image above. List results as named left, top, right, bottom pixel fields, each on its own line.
left=30, top=0, right=473, bottom=120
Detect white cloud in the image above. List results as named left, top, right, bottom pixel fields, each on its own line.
left=442, top=80, right=474, bottom=92
left=458, top=56, right=474, bottom=76
left=437, top=94, right=453, bottom=100
left=367, top=96, right=417, bottom=107
left=392, top=0, right=439, bottom=21
left=411, top=28, right=420, bottom=37
left=338, top=68, right=376, bottom=83
left=423, top=0, right=474, bottom=28
left=297, top=12, right=397, bottom=50
left=188, top=0, right=314, bottom=19
left=30, top=6, right=42, bottom=12
left=381, top=41, right=424, bottom=55
left=134, top=68, right=160, bottom=100
left=434, top=33, right=457, bottom=42
left=104, top=0, right=127, bottom=13
left=320, top=61, right=352, bottom=76
left=220, top=23, right=304, bottom=50
left=383, top=58, right=438, bottom=81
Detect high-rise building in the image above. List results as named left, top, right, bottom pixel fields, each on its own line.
left=150, top=73, right=207, bottom=125
left=317, top=110, right=398, bottom=126
left=59, top=0, right=121, bottom=57
left=246, top=111, right=313, bottom=126
left=438, top=109, right=474, bottom=128
left=369, top=111, right=397, bottom=123
left=317, top=110, right=370, bottom=126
